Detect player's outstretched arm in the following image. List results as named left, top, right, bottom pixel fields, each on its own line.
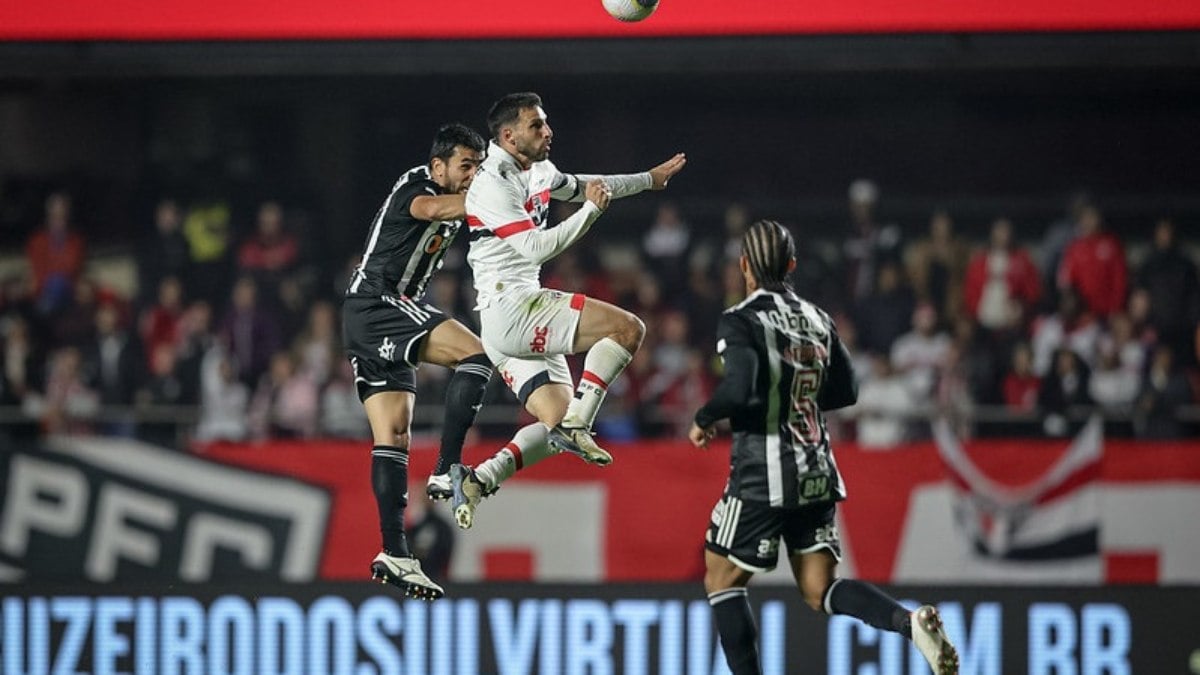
left=648, top=153, right=687, bottom=190
left=553, top=153, right=685, bottom=203
left=410, top=194, right=467, bottom=222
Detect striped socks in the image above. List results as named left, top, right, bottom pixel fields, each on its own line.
left=435, top=353, right=492, bottom=475
left=709, top=586, right=762, bottom=675
left=474, top=423, right=554, bottom=489
left=371, top=444, right=409, bottom=556
left=562, top=337, right=633, bottom=429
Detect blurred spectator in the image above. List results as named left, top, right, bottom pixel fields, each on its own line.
left=543, top=249, right=613, bottom=304
left=1125, top=288, right=1161, bottom=350
left=684, top=263, right=724, bottom=348
left=182, top=200, right=234, bottom=305
left=832, top=312, right=874, bottom=386
left=139, top=276, right=185, bottom=368
left=1031, top=287, right=1101, bottom=376
left=405, top=484, right=455, bottom=580
left=657, top=349, right=716, bottom=437
left=1136, top=218, right=1200, bottom=367
left=248, top=351, right=319, bottom=439
left=34, top=347, right=99, bottom=434
left=137, top=343, right=189, bottom=447
left=220, top=276, right=281, bottom=387
left=174, top=300, right=217, bottom=404
left=1133, top=345, right=1192, bottom=439
left=0, top=273, right=39, bottom=331
left=1089, top=345, right=1140, bottom=413
left=194, top=349, right=250, bottom=443
left=1039, top=190, right=1091, bottom=301
left=950, top=316, right=1002, bottom=405
left=25, top=191, right=86, bottom=315
left=720, top=260, right=746, bottom=308
left=721, top=202, right=751, bottom=263
left=238, top=200, right=300, bottom=306
left=1001, top=342, right=1040, bottom=412
left=854, top=261, right=915, bottom=355
left=1098, top=312, right=1146, bottom=379
left=854, top=355, right=916, bottom=449
left=1057, top=205, right=1127, bottom=318
left=843, top=179, right=902, bottom=303
left=890, top=302, right=952, bottom=399
left=904, top=209, right=968, bottom=323
left=935, top=342, right=975, bottom=437
left=1038, top=348, right=1092, bottom=418
left=652, top=310, right=692, bottom=379
left=0, top=316, right=43, bottom=407
left=292, top=300, right=340, bottom=386
left=80, top=303, right=143, bottom=436
left=137, top=198, right=191, bottom=307
left=320, top=360, right=371, bottom=439
left=642, top=202, right=691, bottom=294
left=52, top=277, right=105, bottom=348
left=963, top=217, right=1042, bottom=334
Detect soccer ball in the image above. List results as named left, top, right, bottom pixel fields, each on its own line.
left=602, top=0, right=659, bottom=22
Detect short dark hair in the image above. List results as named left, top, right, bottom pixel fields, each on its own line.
left=487, top=92, right=543, bottom=139
left=429, top=123, right=486, bottom=164
left=742, top=220, right=796, bottom=291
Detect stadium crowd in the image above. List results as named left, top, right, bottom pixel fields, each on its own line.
left=1, top=180, right=1197, bottom=449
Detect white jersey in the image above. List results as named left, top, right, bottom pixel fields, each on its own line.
left=465, top=141, right=651, bottom=309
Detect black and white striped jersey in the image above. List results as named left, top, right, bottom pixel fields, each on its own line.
left=345, top=165, right=461, bottom=300
left=712, top=289, right=858, bottom=507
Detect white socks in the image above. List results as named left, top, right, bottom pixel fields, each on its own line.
left=562, top=337, right=633, bottom=429
left=474, top=423, right=553, bottom=489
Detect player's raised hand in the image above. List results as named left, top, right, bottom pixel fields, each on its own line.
left=688, top=422, right=716, bottom=449
left=585, top=179, right=613, bottom=211
left=649, top=153, right=687, bottom=190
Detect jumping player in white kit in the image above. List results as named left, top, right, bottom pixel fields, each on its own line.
left=449, top=91, right=687, bottom=529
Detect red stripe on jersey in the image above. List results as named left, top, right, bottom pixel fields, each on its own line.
left=466, top=215, right=485, bottom=228
left=506, top=442, right=523, bottom=470
left=495, top=219, right=536, bottom=238
left=570, top=293, right=586, bottom=310
left=524, top=188, right=551, bottom=214
left=581, top=370, right=609, bottom=390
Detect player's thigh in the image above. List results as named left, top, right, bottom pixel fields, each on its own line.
left=782, top=503, right=843, bottom=606
left=494, top=355, right=573, bottom=425
left=525, top=382, right=573, bottom=427
left=704, top=548, right=754, bottom=594
left=572, top=296, right=643, bottom=353
left=419, top=318, right=485, bottom=369
left=362, top=390, right=416, bottom=446
left=704, top=493, right=786, bottom=575
left=480, top=289, right=582, bottom=358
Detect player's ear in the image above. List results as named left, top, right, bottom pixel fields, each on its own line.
left=787, top=257, right=797, bottom=273
left=430, top=156, right=446, bottom=179
left=739, top=255, right=750, bottom=275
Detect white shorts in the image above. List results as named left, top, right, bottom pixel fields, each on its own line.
left=480, top=288, right=586, bottom=403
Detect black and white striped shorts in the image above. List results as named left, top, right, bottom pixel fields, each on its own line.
left=704, top=493, right=842, bottom=573
left=342, top=294, right=448, bottom=400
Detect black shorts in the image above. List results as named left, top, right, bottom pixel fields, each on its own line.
left=704, top=493, right=842, bottom=573
left=342, top=295, right=448, bottom=401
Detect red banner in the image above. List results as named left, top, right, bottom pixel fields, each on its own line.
left=3, top=0, right=1200, bottom=41
left=201, top=434, right=1200, bottom=585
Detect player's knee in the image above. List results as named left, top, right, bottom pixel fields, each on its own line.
left=614, top=313, right=646, bottom=352
left=800, top=587, right=825, bottom=613
left=703, top=560, right=747, bottom=595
